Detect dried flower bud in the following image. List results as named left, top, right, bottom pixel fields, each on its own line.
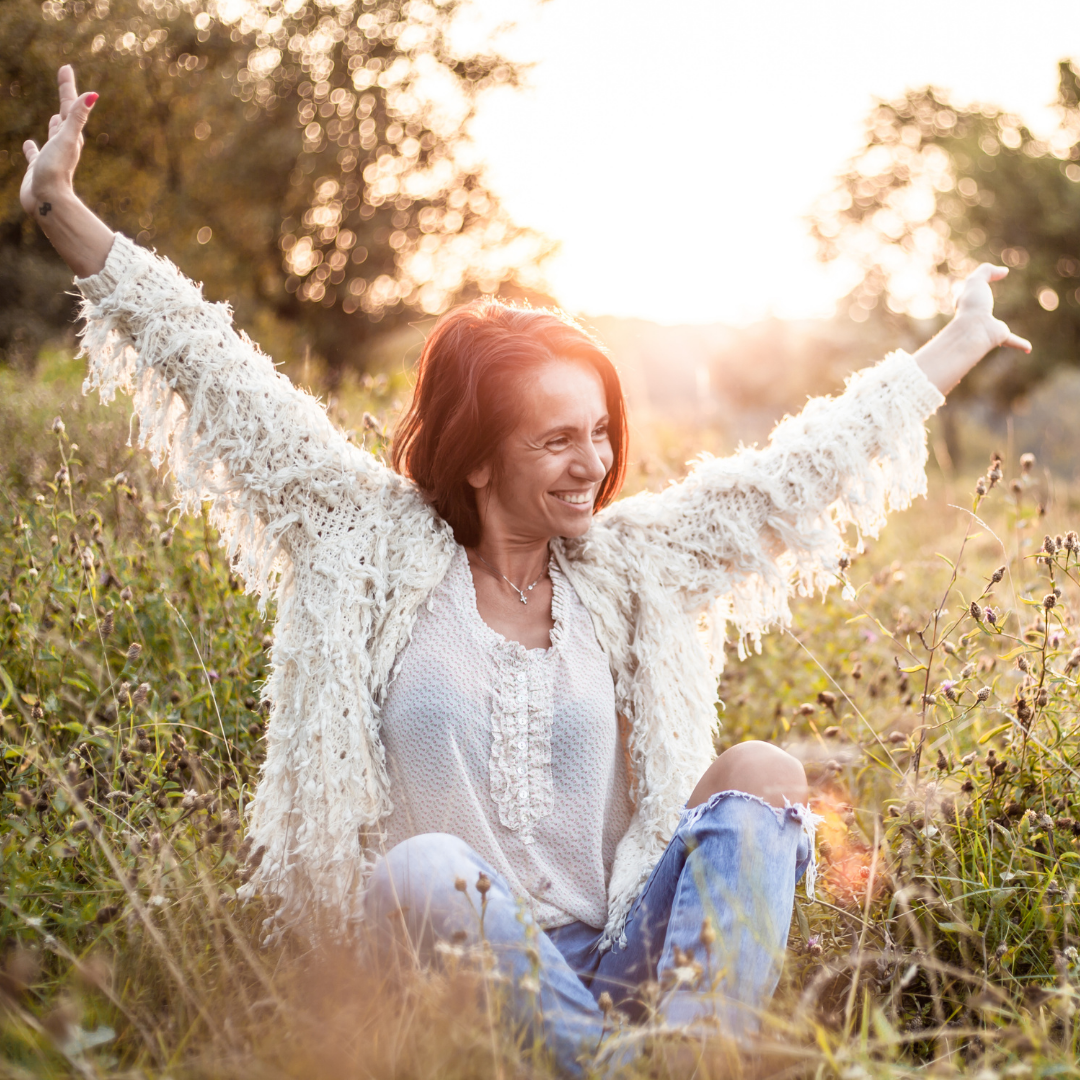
left=1020, top=452, right=1036, bottom=473
left=961, top=663, right=976, bottom=678
left=1066, top=648, right=1080, bottom=673
left=454, top=877, right=467, bottom=893
left=970, top=601, right=982, bottom=621
left=976, top=686, right=991, bottom=703
left=132, top=682, right=150, bottom=707
left=598, top=990, right=614, bottom=1016
left=985, top=607, right=997, bottom=625
left=936, top=749, right=949, bottom=771
left=362, top=412, right=380, bottom=433
left=31, top=703, right=44, bottom=720
left=1045, top=535, right=1058, bottom=555
left=1017, top=700, right=1033, bottom=724
left=823, top=725, right=841, bottom=738
left=988, top=466, right=1002, bottom=485
left=51, top=416, right=65, bottom=435
left=943, top=683, right=958, bottom=702
left=1010, top=479, right=1022, bottom=495
left=1037, top=688, right=1050, bottom=708
left=962, top=751, right=977, bottom=766
left=126, top=642, right=141, bottom=663
left=120, top=586, right=133, bottom=603
left=1017, top=655, right=1030, bottom=672
left=975, top=477, right=988, bottom=496
left=838, top=553, right=851, bottom=570
left=8, top=602, right=21, bottom=616
left=699, top=918, right=717, bottom=946
left=992, top=566, right=1005, bottom=584
left=1044, top=593, right=1057, bottom=610
left=160, top=528, right=174, bottom=549
left=817, top=690, right=837, bottom=708
left=1067, top=532, right=1079, bottom=552
left=796, top=703, right=816, bottom=716
left=101, top=610, right=114, bottom=638
left=475, top=873, right=491, bottom=896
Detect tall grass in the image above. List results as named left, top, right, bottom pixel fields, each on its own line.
left=4, top=353, right=1080, bottom=1078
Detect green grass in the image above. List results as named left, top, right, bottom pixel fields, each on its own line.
left=4, top=353, right=1080, bottom=1078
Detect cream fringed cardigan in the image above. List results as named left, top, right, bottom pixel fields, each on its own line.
left=75, top=233, right=946, bottom=949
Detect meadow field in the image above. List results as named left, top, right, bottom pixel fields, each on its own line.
left=4, top=351, right=1080, bottom=1079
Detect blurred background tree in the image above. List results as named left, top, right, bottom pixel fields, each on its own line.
left=0, top=0, right=553, bottom=380
left=811, top=59, right=1080, bottom=452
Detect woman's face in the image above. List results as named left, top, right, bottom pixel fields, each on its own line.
left=468, top=358, right=614, bottom=544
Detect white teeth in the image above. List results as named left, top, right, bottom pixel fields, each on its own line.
left=555, top=492, right=591, bottom=505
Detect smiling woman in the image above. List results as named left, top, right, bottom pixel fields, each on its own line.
left=23, top=62, right=1032, bottom=1078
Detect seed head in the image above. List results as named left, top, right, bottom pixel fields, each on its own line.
left=126, top=642, right=142, bottom=663
left=1017, top=655, right=1030, bottom=672
left=988, top=465, right=1002, bottom=485
left=51, top=416, right=65, bottom=435
left=101, top=610, right=114, bottom=638
left=817, top=690, right=837, bottom=708
left=1037, top=688, right=1050, bottom=707
left=8, top=602, right=21, bottom=616
left=1020, top=452, right=1036, bottom=473
left=976, top=686, right=991, bottom=703
left=975, top=477, right=988, bottom=496
left=888, top=731, right=906, bottom=744
left=699, top=918, right=717, bottom=946
left=824, top=725, right=841, bottom=738
left=454, top=877, right=467, bottom=893
left=796, top=703, right=816, bottom=716
left=838, top=553, right=851, bottom=570
left=1067, top=532, right=1079, bottom=553
left=961, top=663, right=976, bottom=679
left=970, top=601, right=982, bottom=621
left=936, top=749, right=949, bottom=772
left=1044, top=593, right=1057, bottom=610
left=31, top=704, right=44, bottom=720
left=132, top=682, right=150, bottom=707
left=1045, top=535, right=1057, bottom=555
left=1017, top=700, right=1033, bottom=724
left=475, top=873, right=491, bottom=896
left=991, top=566, right=1005, bottom=584
left=1010, top=479, right=1022, bottom=495
left=1065, top=648, right=1080, bottom=672
left=120, top=586, right=133, bottom=603
left=598, top=990, right=614, bottom=1016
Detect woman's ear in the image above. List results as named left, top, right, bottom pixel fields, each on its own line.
left=466, top=462, right=493, bottom=490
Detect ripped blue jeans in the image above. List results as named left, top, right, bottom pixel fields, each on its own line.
left=365, top=791, right=817, bottom=1076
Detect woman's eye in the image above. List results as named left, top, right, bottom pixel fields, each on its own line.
left=547, top=437, right=570, bottom=451
left=592, top=426, right=608, bottom=440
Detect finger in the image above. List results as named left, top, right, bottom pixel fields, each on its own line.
left=1003, top=333, right=1032, bottom=354
left=49, top=113, right=62, bottom=139
left=22, top=140, right=39, bottom=165
left=58, top=64, right=77, bottom=120
left=63, top=91, right=99, bottom=137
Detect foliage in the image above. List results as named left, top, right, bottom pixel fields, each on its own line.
left=9, top=356, right=1080, bottom=1078
left=0, top=0, right=552, bottom=378
left=811, top=60, right=1080, bottom=409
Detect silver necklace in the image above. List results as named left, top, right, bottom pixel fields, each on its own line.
left=472, top=551, right=547, bottom=605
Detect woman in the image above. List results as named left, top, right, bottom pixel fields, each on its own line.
left=23, top=67, right=1030, bottom=1072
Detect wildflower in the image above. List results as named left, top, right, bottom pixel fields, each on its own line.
left=126, top=642, right=141, bottom=663
left=1045, top=535, right=1058, bottom=555
left=976, top=687, right=991, bottom=703
left=988, top=465, right=1002, bottom=485
left=80, top=548, right=94, bottom=571
left=985, top=607, right=997, bottom=625
left=804, top=935, right=823, bottom=958
left=1020, top=452, right=1036, bottom=473
left=132, top=683, right=150, bottom=708
left=31, top=704, right=44, bottom=720
left=51, top=416, right=65, bottom=435
left=962, top=752, right=977, bottom=766
left=1044, top=593, right=1057, bottom=610
left=1017, top=700, right=1033, bottom=725
left=936, top=749, right=949, bottom=772
left=135, top=727, right=152, bottom=752
left=975, top=477, right=988, bottom=496
left=970, top=601, right=982, bottom=621
left=1037, top=688, right=1049, bottom=707
left=942, top=681, right=958, bottom=702
left=992, top=565, right=1005, bottom=583
left=363, top=412, right=380, bottom=433
left=120, top=586, right=132, bottom=603
left=1066, top=648, right=1080, bottom=672
left=1067, top=531, right=1079, bottom=552
left=101, top=611, right=114, bottom=637
left=961, top=662, right=976, bottom=678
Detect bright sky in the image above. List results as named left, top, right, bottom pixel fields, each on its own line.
left=464, top=0, right=1080, bottom=326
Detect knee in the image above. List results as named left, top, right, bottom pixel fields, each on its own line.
left=688, top=740, right=808, bottom=809
left=368, top=832, right=474, bottom=912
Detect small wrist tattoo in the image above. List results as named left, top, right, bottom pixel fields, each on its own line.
left=39, top=202, right=52, bottom=216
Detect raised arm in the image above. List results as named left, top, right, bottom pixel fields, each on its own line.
left=594, top=267, right=1031, bottom=651
left=22, top=67, right=415, bottom=600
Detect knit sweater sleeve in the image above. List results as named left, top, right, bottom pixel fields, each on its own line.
left=596, top=350, right=945, bottom=653
left=74, top=233, right=411, bottom=601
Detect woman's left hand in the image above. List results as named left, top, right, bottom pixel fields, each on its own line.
left=914, top=264, right=1032, bottom=396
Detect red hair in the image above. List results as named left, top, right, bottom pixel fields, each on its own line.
left=392, top=298, right=628, bottom=547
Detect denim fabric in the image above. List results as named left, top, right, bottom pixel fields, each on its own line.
left=365, top=790, right=815, bottom=1076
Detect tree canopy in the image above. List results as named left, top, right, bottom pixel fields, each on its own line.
left=0, top=0, right=552, bottom=377
left=811, top=60, right=1080, bottom=409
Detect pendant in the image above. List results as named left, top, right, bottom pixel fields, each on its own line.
left=519, top=595, right=528, bottom=604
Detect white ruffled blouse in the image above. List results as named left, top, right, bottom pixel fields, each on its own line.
left=380, top=546, right=634, bottom=929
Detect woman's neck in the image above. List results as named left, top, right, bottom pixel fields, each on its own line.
left=470, top=526, right=551, bottom=589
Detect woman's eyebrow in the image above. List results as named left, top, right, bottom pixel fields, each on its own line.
left=535, top=415, right=609, bottom=441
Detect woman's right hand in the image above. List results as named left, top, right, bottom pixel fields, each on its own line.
left=20, top=65, right=114, bottom=278
left=20, top=65, right=97, bottom=216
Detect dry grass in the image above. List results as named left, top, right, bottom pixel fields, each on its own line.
left=5, top=353, right=1080, bottom=1078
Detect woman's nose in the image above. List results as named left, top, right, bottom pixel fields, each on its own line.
left=570, top=442, right=608, bottom=483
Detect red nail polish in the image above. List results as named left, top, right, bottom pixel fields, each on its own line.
left=86, top=93, right=99, bottom=107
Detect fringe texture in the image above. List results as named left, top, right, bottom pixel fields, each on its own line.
left=75, top=234, right=943, bottom=946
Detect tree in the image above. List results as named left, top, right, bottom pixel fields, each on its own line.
left=0, top=0, right=552, bottom=379
left=811, top=60, right=1080, bottom=411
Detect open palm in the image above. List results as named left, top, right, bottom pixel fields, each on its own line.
left=20, top=65, right=96, bottom=216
